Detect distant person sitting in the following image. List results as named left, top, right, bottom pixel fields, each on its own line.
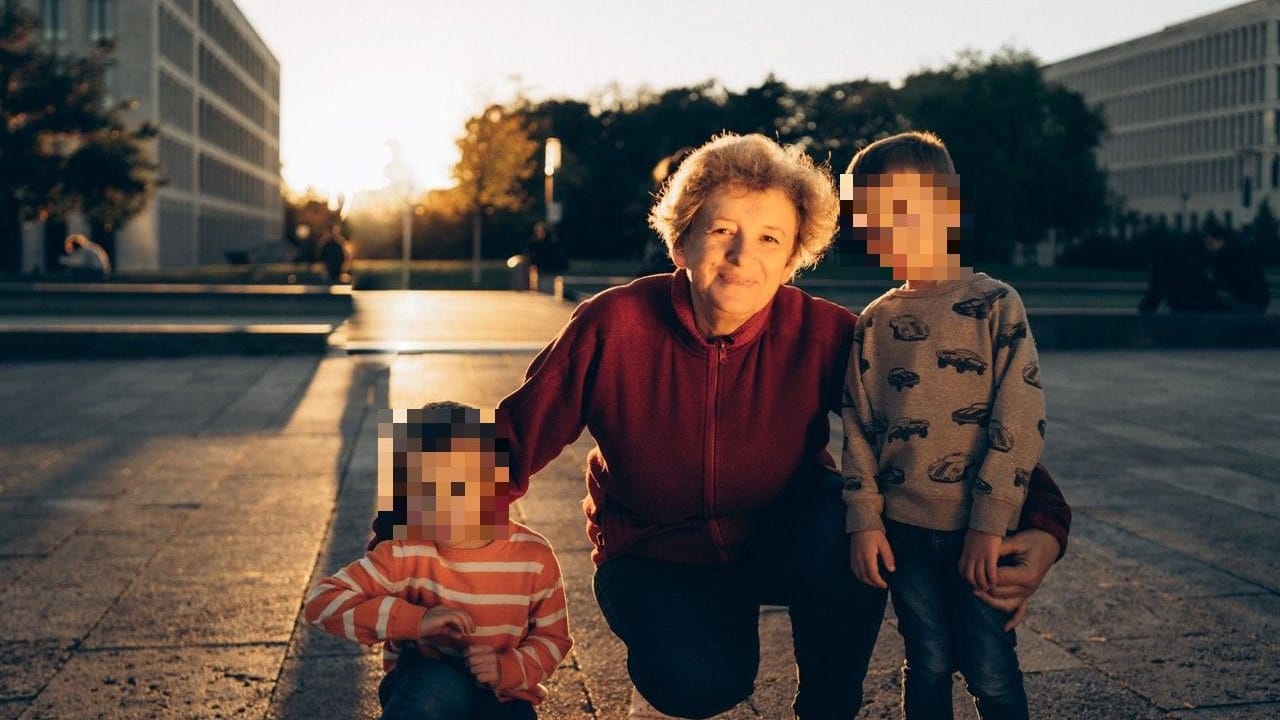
left=1138, top=233, right=1223, bottom=313
left=1205, top=227, right=1270, bottom=313
left=58, top=234, right=111, bottom=281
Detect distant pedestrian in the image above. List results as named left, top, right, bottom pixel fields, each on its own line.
left=1138, top=233, right=1223, bottom=313
left=57, top=234, right=111, bottom=281
left=1204, top=225, right=1270, bottom=312
left=525, top=222, right=567, bottom=276
left=306, top=402, right=572, bottom=720
left=318, top=225, right=350, bottom=283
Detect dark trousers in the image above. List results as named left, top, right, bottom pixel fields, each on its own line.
left=592, top=470, right=888, bottom=720
left=377, top=647, right=536, bottom=720
left=884, top=519, right=1028, bottom=720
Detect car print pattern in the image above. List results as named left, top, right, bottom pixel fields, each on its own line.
left=937, top=348, right=987, bottom=374
left=950, top=402, right=992, bottom=427
left=1022, top=360, right=1042, bottom=388
left=877, top=465, right=906, bottom=486
left=997, top=322, right=1028, bottom=350
left=983, top=287, right=1009, bottom=304
left=887, top=417, right=930, bottom=443
left=987, top=418, right=1014, bottom=453
left=889, top=314, right=930, bottom=341
left=862, top=412, right=888, bottom=443
left=842, top=475, right=865, bottom=492
left=1013, top=468, right=1031, bottom=488
left=927, top=452, right=978, bottom=484
left=859, top=357, right=870, bottom=375
left=971, top=476, right=994, bottom=495
left=887, top=367, right=920, bottom=391
left=1037, top=418, right=1046, bottom=439
left=951, top=297, right=990, bottom=319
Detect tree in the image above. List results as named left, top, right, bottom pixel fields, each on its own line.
left=0, top=4, right=155, bottom=274
left=898, top=48, right=1109, bottom=263
left=451, top=105, right=539, bottom=283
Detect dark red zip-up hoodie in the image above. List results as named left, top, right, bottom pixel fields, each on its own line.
left=488, top=272, right=1070, bottom=566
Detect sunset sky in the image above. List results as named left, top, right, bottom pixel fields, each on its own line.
left=233, top=0, right=1226, bottom=200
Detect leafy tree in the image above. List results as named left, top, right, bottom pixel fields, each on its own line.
left=451, top=104, right=539, bottom=282
left=0, top=4, right=156, bottom=273
left=898, top=47, right=1108, bottom=263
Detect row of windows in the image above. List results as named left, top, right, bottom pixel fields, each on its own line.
left=159, top=134, right=194, bottom=191
left=39, top=0, right=114, bottom=43
left=159, top=3, right=194, bottom=74
left=199, top=98, right=268, bottom=166
left=168, top=0, right=193, bottom=19
left=196, top=209, right=277, bottom=264
left=1101, top=111, right=1264, bottom=165
left=157, top=197, right=195, bottom=267
left=1101, top=66, right=1267, bottom=126
left=1057, top=21, right=1270, bottom=97
left=199, top=44, right=271, bottom=133
left=158, top=69, right=194, bottom=132
left=199, top=152, right=275, bottom=209
left=1111, top=156, right=1263, bottom=198
left=198, top=0, right=278, bottom=97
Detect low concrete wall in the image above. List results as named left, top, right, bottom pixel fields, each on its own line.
left=0, top=282, right=354, bottom=318
left=1029, top=309, right=1280, bottom=350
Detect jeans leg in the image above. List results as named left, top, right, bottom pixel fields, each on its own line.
left=594, top=555, right=760, bottom=719
left=468, top=690, right=537, bottom=720
left=954, top=583, right=1028, bottom=720
left=749, top=469, right=889, bottom=720
left=379, top=648, right=476, bottom=720
left=885, top=522, right=958, bottom=720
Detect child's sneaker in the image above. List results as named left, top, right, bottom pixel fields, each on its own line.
left=629, top=687, right=678, bottom=719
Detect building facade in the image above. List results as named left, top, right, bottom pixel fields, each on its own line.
left=1044, top=0, right=1280, bottom=233
left=22, top=0, right=281, bottom=270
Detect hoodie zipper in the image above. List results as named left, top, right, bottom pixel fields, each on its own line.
left=705, top=339, right=730, bottom=562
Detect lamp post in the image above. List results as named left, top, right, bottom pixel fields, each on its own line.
left=544, top=137, right=561, bottom=229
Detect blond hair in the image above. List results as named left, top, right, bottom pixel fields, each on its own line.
left=648, top=133, right=838, bottom=279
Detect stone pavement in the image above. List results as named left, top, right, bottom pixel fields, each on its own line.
left=0, top=290, right=1277, bottom=719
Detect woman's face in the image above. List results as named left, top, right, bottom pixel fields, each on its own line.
left=674, top=184, right=799, bottom=337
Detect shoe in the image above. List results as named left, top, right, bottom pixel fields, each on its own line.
left=628, top=686, right=679, bottom=719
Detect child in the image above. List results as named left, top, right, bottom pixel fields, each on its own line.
left=839, top=131, right=1045, bottom=720
left=305, top=402, right=572, bottom=720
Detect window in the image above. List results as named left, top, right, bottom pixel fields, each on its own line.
left=88, top=0, right=115, bottom=43
left=41, top=0, right=66, bottom=42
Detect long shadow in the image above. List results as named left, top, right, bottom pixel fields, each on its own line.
left=270, top=358, right=390, bottom=719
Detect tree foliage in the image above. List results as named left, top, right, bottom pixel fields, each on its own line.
left=0, top=4, right=157, bottom=273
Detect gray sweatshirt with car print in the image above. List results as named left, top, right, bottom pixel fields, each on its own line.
left=840, top=272, right=1045, bottom=537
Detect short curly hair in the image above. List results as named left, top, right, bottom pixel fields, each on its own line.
left=647, top=133, right=839, bottom=280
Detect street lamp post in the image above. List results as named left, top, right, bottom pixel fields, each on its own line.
left=536, top=138, right=562, bottom=292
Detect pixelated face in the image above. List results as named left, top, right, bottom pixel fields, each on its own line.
left=842, top=171, right=965, bottom=282
left=378, top=410, right=511, bottom=544
left=402, top=439, right=509, bottom=543
left=673, top=184, right=798, bottom=335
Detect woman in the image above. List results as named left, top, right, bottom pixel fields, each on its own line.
left=377, top=133, right=1070, bottom=719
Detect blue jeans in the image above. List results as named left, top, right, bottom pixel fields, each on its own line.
left=377, top=647, right=536, bottom=720
left=884, top=519, right=1028, bottom=720
left=593, top=469, right=888, bottom=720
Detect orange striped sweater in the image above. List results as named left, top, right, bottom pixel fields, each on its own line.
left=303, top=522, right=572, bottom=705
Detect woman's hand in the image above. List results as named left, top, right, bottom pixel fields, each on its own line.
left=849, top=530, right=895, bottom=589
left=972, top=528, right=1061, bottom=631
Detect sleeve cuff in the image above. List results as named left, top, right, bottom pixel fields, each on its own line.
left=969, top=497, right=1021, bottom=537
left=387, top=602, right=428, bottom=642
left=845, top=499, right=885, bottom=534
left=496, top=650, right=526, bottom=691
left=1024, top=510, right=1070, bottom=560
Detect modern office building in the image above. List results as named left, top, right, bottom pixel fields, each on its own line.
left=1043, top=0, right=1280, bottom=233
left=21, top=0, right=281, bottom=270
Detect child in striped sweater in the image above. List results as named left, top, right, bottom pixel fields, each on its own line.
left=305, top=402, right=572, bottom=720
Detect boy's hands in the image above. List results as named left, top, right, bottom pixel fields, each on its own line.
left=960, top=529, right=1003, bottom=592
left=464, top=644, right=500, bottom=688
left=849, top=530, right=895, bottom=589
left=418, top=606, right=474, bottom=645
